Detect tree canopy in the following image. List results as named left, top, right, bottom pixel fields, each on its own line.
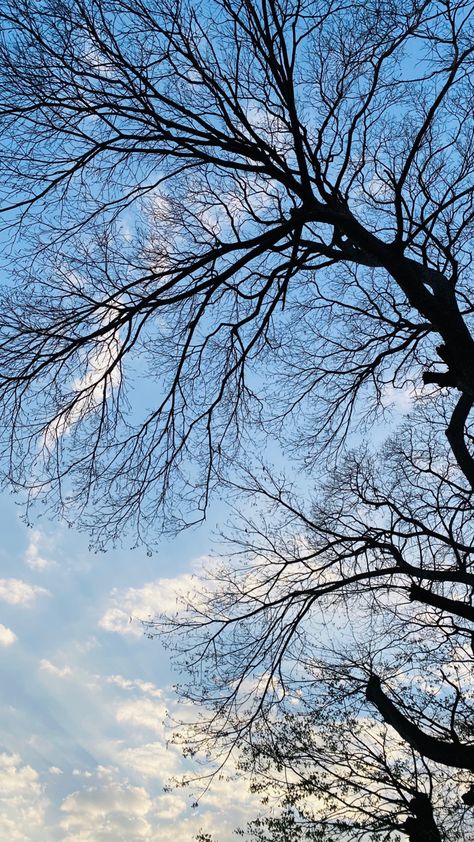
left=1, top=0, right=474, bottom=838
left=163, top=416, right=474, bottom=838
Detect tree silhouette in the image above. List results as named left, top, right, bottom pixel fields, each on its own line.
left=158, top=409, right=474, bottom=837
left=1, top=0, right=474, bottom=836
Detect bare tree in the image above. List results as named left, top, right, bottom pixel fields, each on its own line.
left=234, top=708, right=452, bottom=841
left=1, top=0, right=474, bottom=835
left=1, top=0, right=474, bottom=537
left=158, top=408, right=474, bottom=838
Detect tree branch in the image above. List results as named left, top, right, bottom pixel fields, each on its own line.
left=403, top=793, right=442, bottom=842
left=410, top=583, right=474, bottom=623
left=366, top=675, right=474, bottom=772
left=446, top=393, right=474, bottom=489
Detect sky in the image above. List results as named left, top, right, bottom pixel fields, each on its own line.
left=0, top=362, right=414, bottom=842
left=0, top=4, right=454, bottom=837
left=0, top=487, right=264, bottom=841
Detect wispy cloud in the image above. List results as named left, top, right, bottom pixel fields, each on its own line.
left=24, top=529, right=56, bottom=571
left=380, top=382, right=423, bottom=413
left=39, top=659, right=73, bottom=678
left=106, top=674, right=163, bottom=698
left=42, top=304, right=122, bottom=451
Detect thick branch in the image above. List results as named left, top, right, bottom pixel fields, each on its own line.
left=446, top=393, right=474, bottom=489
left=410, top=583, right=474, bottom=623
left=366, top=675, right=474, bottom=772
left=403, top=794, right=442, bottom=842
left=422, top=370, right=457, bottom=387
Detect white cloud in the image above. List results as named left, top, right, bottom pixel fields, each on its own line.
left=40, top=658, right=73, bottom=678
left=99, top=607, right=139, bottom=637
left=201, top=771, right=260, bottom=813
left=96, top=765, right=118, bottom=780
left=154, top=792, right=187, bottom=820
left=0, top=753, right=49, bottom=841
left=0, top=577, right=48, bottom=605
left=0, top=654, right=263, bottom=842
left=150, top=808, right=250, bottom=842
left=60, top=783, right=153, bottom=841
left=0, top=624, right=17, bottom=647
left=116, top=698, right=167, bottom=735
left=99, top=571, right=199, bottom=638
left=24, top=529, right=56, bottom=570
left=74, top=636, right=99, bottom=654
left=118, top=742, right=180, bottom=780
left=380, top=382, right=419, bottom=412
left=107, top=674, right=163, bottom=698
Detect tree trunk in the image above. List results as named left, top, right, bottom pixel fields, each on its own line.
left=403, top=794, right=442, bottom=842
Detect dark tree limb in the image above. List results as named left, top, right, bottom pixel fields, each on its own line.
left=422, top=370, right=457, bottom=387
left=410, top=583, right=474, bottom=623
left=446, top=393, right=474, bottom=489
left=366, top=674, right=474, bottom=772
left=403, top=794, right=442, bottom=842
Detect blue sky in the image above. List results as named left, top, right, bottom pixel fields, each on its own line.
left=0, top=487, right=265, bottom=841
left=0, top=374, right=414, bottom=840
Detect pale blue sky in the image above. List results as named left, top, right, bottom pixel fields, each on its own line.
left=0, top=485, right=267, bottom=841
left=0, top=401, right=410, bottom=839
left=0, top=366, right=413, bottom=841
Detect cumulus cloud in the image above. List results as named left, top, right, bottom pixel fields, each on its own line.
left=60, top=783, right=153, bottom=841
left=0, top=753, right=49, bottom=841
left=0, top=577, right=48, bottom=605
left=98, top=607, right=139, bottom=637
left=154, top=792, right=187, bottom=820
left=116, top=698, right=167, bottom=735
left=0, top=624, right=17, bottom=647
left=200, top=771, right=261, bottom=813
left=150, top=807, right=251, bottom=842
left=0, top=657, right=261, bottom=842
left=99, top=570, right=200, bottom=637
left=56, top=757, right=252, bottom=842
left=118, top=742, right=181, bottom=780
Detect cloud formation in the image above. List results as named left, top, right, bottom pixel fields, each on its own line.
left=60, top=782, right=153, bottom=841
left=40, top=659, right=73, bottom=678
left=24, top=529, right=56, bottom=571
left=107, top=674, right=163, bottom=698
left=0, top=753, right=49, bottom=841
left=99, top=571, right=199, bottom=638
left=0, top=577, right=48, bottom=605
left=0, top=623, right=17, bottom=647
left=115, top=698, right=168, bottom=735
left=117, top=742, right=180, bottom=780
left=0, top=513, right=262, bottom=842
